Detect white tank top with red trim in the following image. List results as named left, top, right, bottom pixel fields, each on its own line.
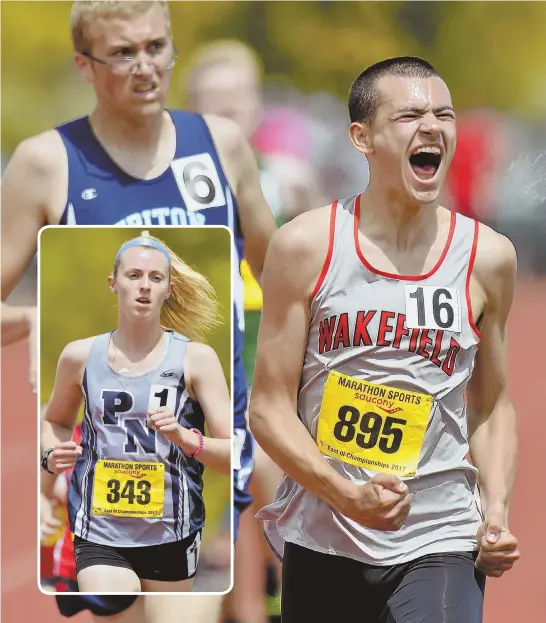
left=259, top=194, right=483, bottom=566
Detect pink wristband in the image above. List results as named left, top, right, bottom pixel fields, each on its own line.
left=183, top=428, right=204, bottom=458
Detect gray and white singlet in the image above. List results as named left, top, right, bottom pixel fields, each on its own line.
left=259, top=194, right=483, bottom=566
left=69, top=331, right=205, bottom=547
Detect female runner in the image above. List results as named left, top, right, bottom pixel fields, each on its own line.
left=41, top=233, right=231, bottom=594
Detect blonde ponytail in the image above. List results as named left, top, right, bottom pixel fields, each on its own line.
left=116, top=231, right=222, bottom=343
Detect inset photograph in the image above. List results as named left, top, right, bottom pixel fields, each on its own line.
left=38, top=226, right=232, bottom=594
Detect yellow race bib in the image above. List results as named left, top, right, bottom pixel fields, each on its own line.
left=92, top=460, right=165, bottom=518
left=317, top=371, right=433, bottom=477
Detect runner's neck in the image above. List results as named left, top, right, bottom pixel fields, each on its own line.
left=112, top=323, right=165, bottom=362
left=89, top=107, right=169, bottom=152
left=357, top=188, right=444, bottom=252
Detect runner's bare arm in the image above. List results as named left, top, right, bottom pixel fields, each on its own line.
left=1, top=132, right=66, bottom=343
left=205, top=115, right=276, bottom=281
left=40, top=403, right=57, bottom=496
left=182, top=342, right=232, bottom=475
left=41, top=339, right=90, bottom=452
left=231, top=126, right=277, bottom=281
left=249, top=211, right=341, bottom=500
left=1, top=305, right=36, bottom=346
left=467, top=227, right=518, bottom=526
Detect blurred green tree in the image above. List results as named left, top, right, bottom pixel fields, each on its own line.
left=2, top=0, right=546, bottom=156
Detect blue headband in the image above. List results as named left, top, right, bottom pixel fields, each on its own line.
left=114, top=237, right=172, bottom=270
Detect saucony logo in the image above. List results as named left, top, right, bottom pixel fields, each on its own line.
left=160, top=370, right=175, bottom=377
left=377, top=406, right=403, bottom=415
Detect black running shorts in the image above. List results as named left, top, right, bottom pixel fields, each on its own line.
left=282, top=542, right=486, bottom=623
left=74, top=530, right=201, bottom=582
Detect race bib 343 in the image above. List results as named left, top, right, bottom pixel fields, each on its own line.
left=92, top=460, right=165, bottom=518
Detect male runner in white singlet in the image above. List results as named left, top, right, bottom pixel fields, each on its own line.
left=249, top=57, right=520, bottom=623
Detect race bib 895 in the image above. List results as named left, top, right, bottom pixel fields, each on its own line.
left=317, top=371, right=433, bottom=477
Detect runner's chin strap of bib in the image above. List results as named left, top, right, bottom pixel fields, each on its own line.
left=114, top=237, right=172, bottom=271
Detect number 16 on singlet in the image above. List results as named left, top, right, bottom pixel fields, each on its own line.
left=404, top=285, right=461, bottom=333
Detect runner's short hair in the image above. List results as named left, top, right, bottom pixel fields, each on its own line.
left=70, top=1, right=171, bottom=52
left=348, top=56, right=441, bottom=125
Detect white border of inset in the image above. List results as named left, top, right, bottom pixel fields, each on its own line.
left=36, top=224, right=235, bottom=597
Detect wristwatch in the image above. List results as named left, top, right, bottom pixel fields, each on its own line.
left=41, top=448, right=55, bottom=474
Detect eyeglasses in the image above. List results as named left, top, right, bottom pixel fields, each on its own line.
left=81, top=47, right=178, bottom=76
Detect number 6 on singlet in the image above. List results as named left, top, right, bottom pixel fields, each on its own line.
left=171, top=153, right=226, bottom=212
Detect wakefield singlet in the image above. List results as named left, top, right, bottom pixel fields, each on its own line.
left=259, top=194, right=483, bottom=566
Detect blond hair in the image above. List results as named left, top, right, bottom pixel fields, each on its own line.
left=184, top=39, right=263, bottom=99
left=113, top=231, right=221, bottom=343
left=70, top=1, right=171, bottom=52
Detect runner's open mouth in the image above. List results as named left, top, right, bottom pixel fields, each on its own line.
left=409, top=150, right=442, bottom=180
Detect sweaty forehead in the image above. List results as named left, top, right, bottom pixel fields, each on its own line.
left=119, top=246, right=169, bottom=273
left=377, top=75, right=452, bottom=113
left=86, top=5, right=169, bottom=50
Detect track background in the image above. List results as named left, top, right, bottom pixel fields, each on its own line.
left=2, top=277, right=545, bottom=622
